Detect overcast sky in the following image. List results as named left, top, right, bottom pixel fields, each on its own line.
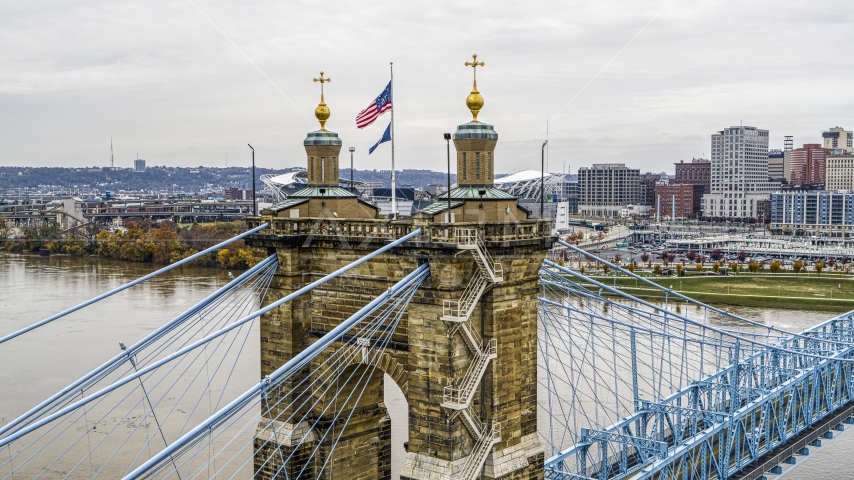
left=2, top=0, right=852, bottom=175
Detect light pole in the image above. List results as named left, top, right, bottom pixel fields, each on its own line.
left=247, top=144, right=256, bottom=216
left=444, top=133, right=452, bottom=222
left=349, top=147, right=355, bottom=193
left=540, top=140, right=548, bottom=219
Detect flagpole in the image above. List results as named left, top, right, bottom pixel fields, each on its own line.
left=390, top=62, right=396, bottom=220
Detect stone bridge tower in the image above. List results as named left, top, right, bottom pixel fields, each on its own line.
left=247, top=60, right=550, bottom=480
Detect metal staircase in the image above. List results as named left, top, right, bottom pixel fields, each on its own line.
left=441, top=228, right=503, bottom=324
left=438, top=228, right=504, bottom=479
left=441, top=269, right=490, bottom=323
left=442, top=414, right=501, bottom=480
left=454, top=228, right=503, bottom=282
left=449, top=404, right=483, bottom=438
left=440, top=228, right=503, bottom=411
left=457, top=420, right=500, bottom=480
left=441, top=337, right=497, bottom=409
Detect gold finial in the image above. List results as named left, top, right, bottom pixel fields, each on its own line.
left=464, top=54, right=485, bottom=122
left=313, top=71, right=331, bottom=130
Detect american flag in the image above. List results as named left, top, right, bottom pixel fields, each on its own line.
left=355, top=81, right=392, bottom=129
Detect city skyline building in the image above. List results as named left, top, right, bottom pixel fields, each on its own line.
left=577, top=163, right=642, bottom=217
left=824, top=151, right=854, bottom=191
left=770, top=190, right=854, bottom=237
left=789, top=143, right=828, bottom=186
left=701, top=125, right=781, bottom=219
left=654, top=182, right=704, bottom=219
left=674, top=158, right=711, bottom=194
left=639, top=172, right=664, bottom=206
left=784, top=135, right=794, bottom=152
left=767, top=149, right=788, bottom=181
left=823, top=126, right=853, bottom=152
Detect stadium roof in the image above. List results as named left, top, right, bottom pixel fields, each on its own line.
left=267, top=171, right=306, bottom=185
left=492, top=170, right=566, bottom=202
left=494, top=170, right=547, bottom=184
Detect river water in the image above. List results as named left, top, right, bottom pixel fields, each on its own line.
left=0, top=252, right=849, bottom=479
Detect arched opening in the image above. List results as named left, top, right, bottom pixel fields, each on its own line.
left=384, top=372, right=409, bottom=480
left=259, top=355, right=408, bottom=480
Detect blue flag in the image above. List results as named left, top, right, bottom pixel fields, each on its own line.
left=369, top=123, right=392, bottom=154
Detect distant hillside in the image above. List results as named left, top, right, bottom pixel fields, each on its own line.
left=0, top=165, right=459, bottom=193
left=0, top=166, right=283, bottom=192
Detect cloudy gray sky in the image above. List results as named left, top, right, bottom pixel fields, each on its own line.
left=2, top=0, right=852, bottom=175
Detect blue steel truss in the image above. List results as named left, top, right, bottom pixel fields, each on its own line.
left=541, top=250, right=854, bottom=480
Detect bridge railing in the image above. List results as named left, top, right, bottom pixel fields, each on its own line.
left=248, top=217, right=421, bottom=239
left=247, top=216, right=553, bottom=243
left=430, top=219, right=551, bottom=243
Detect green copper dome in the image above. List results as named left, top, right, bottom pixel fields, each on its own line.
left=304, top=130, right=342, bottom=146
left=453, top=122, right=498, bottom=140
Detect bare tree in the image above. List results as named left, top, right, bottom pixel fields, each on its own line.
left=80, top=222, right=104, bottom=246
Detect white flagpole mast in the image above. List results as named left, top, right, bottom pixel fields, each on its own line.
left=390, top=62, right=397, bottom=220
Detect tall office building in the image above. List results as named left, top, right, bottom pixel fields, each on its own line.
left=824, top=151, right=854, bottom=190
left=767, top=150, right=787, bottom=181
left=639, top=172, right=664, bottom=206
left=789, top=144, right=828, bottom=186
left=823, top=127, right=853, bottom=152
left=655, top=158, right=711, bottom=218
left=577, top=163, right=641, bottom=217
left=674, top=158, right=711, bottom=194
left=700, top=125, right=781, bottom=219
left=134, top=158, right=146, bottom=172
left=770, top=190, right=854, bottom=237
left=559, top=175, right=579, bottom=213
left=653, top=183, right=704, bottom=218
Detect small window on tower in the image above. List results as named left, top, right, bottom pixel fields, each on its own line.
left=321, top=158, right=326, bottom=182
left=462, top=153, right=467, bottom=180
left=487, top=153, right=492, bottom=179
left=475, top=153, right=481, bottom=180
left=309, top=158, right=314, bottom=181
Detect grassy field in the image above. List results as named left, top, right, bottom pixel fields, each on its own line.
left=580, top=274, right=854, bottom=313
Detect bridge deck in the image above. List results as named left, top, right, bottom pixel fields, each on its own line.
left=729, top=400, right=854, bottom=480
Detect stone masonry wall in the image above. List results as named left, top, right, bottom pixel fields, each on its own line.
left=248, top=225, right=548, bottom=480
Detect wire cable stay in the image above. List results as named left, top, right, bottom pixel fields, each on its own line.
left=538, top=259, right=854, bottom=479
left=1, top=229, right=424, bottom=479
left=0, top=255, right=279, bottom=441
left=1, top=255, right=278, bottom=479
left=123, top=263, right=430, bottom=479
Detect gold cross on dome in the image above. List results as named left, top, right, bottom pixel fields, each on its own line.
left=313, top=71, right=331, bottom=98
left=465, top=54, right=485, bottom=84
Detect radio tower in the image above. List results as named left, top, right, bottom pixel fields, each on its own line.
left=110, top=136, right=114, bottom=168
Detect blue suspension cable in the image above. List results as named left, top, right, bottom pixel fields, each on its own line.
left=7, top=263, right=280, bottom=479
left=0, top=254, right=278, bottom=441
left=0, top=230, right=422, bottom=452
left=124, top=263, right=429, bottom=480
left=545, top=260, right=854, bottom=361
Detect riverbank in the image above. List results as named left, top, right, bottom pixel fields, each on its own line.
left=0, top=220, right=253, bottom=269
left=581, top=274, right=854, bottom=312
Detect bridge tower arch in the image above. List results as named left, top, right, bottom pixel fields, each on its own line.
left=247, top=61, right=551, bottom=480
